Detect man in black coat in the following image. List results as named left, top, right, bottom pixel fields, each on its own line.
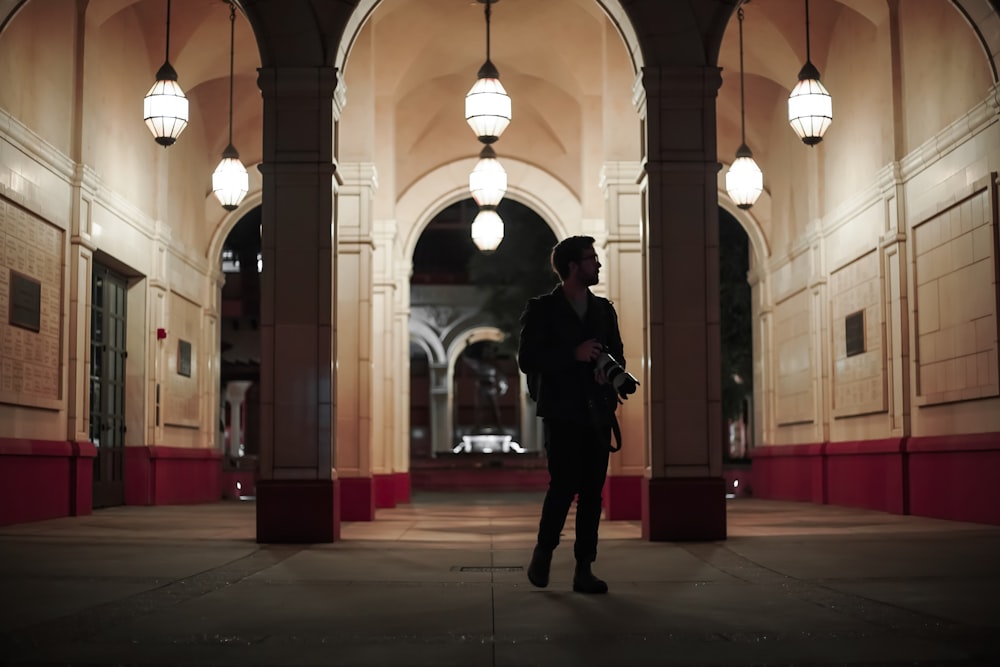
left=517, top=235, right=625, bottom=594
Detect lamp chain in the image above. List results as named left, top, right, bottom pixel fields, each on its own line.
left=228, top=2, right=235, bottom=147
left=164, top=0, right=172, bottom=63
left=738, top=7, right=746, bottom=145
left=484, top=1, right=492, bottom=62
left=804, top=0, right=811, bottom=63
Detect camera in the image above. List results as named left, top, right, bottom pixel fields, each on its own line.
left=594, top=349, right=639, bottom=399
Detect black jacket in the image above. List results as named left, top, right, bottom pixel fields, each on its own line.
left=517, top=286, right=625, bottom=424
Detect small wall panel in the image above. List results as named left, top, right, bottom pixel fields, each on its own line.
left=0, top=197, right=64, bottom=409
left=913, top=175, right=998, bottom=405
left=830, top=250, right=887, bottom=417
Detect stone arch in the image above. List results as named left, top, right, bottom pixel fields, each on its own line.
left=715, top=184, right=772, bottom=270
left=442, top=325, right=528, bottom=454
left=446, top=326, right=507, bottom=384
left=397, top=157, right=580, bottom=263
left=952, top=0, right=1000, bottom=81
left=0, top=0, right=26, bottom=34
left=409, top=319, right=446, bottom=367
left=336, top=0, right=644, bottom=74
left=205, top=172, right=264, bottom=267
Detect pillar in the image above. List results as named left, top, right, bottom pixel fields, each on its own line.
left=336, top=162, right=377, bottom=520
left=224, top=381, right=253, bottom=459
left=371, top=216, right=397, bottom=508
left=639, top=66, right=727, bottom=540
left=601, top=161, right=645, bottom=519
left=256, top=66, right=340, bottom=542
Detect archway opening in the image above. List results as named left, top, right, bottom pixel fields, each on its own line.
left=408, top=197, right=557, bottom=492
left=719, top=208, right=753, bottom=499
left=218, top=206, right=262, bottom=501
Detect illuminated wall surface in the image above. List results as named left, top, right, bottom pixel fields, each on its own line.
left=0, top=0, right=998, bottom=531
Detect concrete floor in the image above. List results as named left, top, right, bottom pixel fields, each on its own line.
left=0, top=492, right=998, bottom=666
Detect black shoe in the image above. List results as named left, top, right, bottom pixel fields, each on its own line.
left=527, top=547, right=552, bottom=588
left=573, top=563, right=608, bottom=594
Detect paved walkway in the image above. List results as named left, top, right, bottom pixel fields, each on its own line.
left=1, top=492, right=998, bottom=666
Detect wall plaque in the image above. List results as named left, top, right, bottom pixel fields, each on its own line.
left=178, top=339, right=192, bottom=377
left=845, top=310, right=865, bottom=357
left=9, top=270, right=41, bottom=333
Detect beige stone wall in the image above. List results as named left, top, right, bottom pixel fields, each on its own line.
left=0, top=2, right=238, bottom=449
left=1, top=0, right=998, bottom=470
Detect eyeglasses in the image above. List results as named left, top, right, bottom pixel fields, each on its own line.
left=579, top=254, right=599, bottom=263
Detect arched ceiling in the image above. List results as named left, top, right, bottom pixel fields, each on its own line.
left=2, top=0, right=999, bottom=205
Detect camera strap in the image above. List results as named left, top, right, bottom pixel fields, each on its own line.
left=610, top=409, right=622, bottom=452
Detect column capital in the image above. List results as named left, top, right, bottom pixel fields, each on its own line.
left=640, top=65, right=723, bottom=101
left=639, top=65, right=723, bottom=165
left=257, top=66, right=339, bottom=99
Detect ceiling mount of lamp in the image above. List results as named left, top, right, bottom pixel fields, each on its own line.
left=788, top=0, right=832, bottom=145
left=143, top=0, right=189, bottom=147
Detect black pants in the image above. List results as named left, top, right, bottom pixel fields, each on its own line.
left=536, top=418, right=611, bottom=563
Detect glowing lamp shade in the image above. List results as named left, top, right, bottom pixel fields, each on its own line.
left=469, top=145, right=507, bottom=207
left=788, top=65, right=832, bottom=145
left=212, top=145, right=249, bottom=211
left=725, top=145, right=763, bottom=210
left=143, top=63, right=189, bottom=147
left=465, top=74, right=511, bottom=144
left=471, top=208, right=504, bottom=251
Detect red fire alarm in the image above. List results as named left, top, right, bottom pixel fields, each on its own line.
left=156, top=328, right=167, bottom=340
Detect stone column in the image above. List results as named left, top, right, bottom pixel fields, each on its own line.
left=67, top=165, right=97, bottom=445
left=429, top=361, right=450, bottom=455
left=256, top=66, right=339, bottom=542
left=336, top=162, right=376, bottom=520
left=392, top=264, right=412, bottom=503
left=224, top=381, right=253, bottom=459
left=600, top=161, right=644, bottom=520
left=371, top=218, right=396, bottom=508
left=638, top=66, right=727, bottom=540
left=880, top=166, right=911, bottom=438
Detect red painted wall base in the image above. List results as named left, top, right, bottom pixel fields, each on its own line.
left=642, top=477, right=727, bottom=541
left=604, top=475, right=642, bottom=520
left=393, top=472, right=411, bottom=504
left=907, top=434, right=1000, bottom=525
left=751, top=443, right=826, bottom=503
left=0, top=438, right=96, bottom=526
left=374, top=473, right=397, bottom=509
left=752, top=433, right=1000, bottom=525
left=256, top=478, right=340, bottom=543
left=341, top=476, right=375, bottom=521
left=825, top=439, right=906, bottom=514
left=124, top=446, right=222, bottom=506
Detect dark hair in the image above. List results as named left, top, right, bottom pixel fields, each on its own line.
left=550, top=235, right=596, bottom=280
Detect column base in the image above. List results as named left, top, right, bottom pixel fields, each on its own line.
left=642, top=477, right=727, bottom=541
left=374, top=474, right=397, bottom=508
left=340, top=477, right=375, bottom=521
left=256, top=479, right=340, bottom=543
left=393, top=472, right=411, bottom=504
left=604, top=475, right=642, bottom=520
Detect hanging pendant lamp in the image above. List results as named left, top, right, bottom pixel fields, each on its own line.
left=788, top=0, right=832, bottom=145
left=469, top=144, right=507, bottom=208
left=143, top=0, right=189, bottom=147
left=725, top=6, right=763, bottom=210
left=471, top=207, right=504, bottom=252
left=465, top=0, right=511, bottom=144
left=212, top=2, right=249, bottom=211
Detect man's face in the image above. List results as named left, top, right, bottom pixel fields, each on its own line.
left=573, top=246, right=601, bottom=286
